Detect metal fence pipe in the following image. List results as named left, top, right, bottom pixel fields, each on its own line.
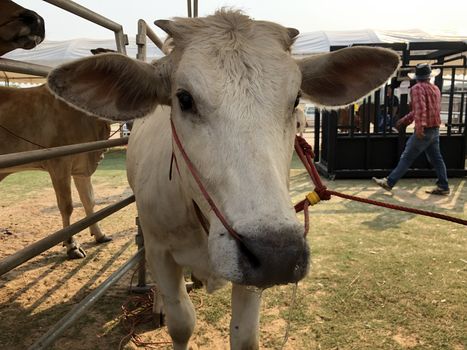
left=0, top=195, right=135, bottom=277
left=194, top=0, right=198, bottom=17
left=43, top=0, right=122, bottom=32
left=43, top=0, right=128, bottom=54
left=144, top=23, right=165, bottom=52
left=0, top=58, right=51, bottom=77
left=28, top=248, right=144, bottom=350
left=114, top=29, right=128, bottom=54
left=137, top=20, right=165, bottom=60
left=0, top=137, right=128, bottom=170
left=187, top=0, right=192, bottom=17
left=136, top=20, right=147, bottom=62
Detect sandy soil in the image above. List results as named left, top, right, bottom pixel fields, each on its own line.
left=1, top=165, right=465, bottom=349
left=0, top=178, right=293, bottom=350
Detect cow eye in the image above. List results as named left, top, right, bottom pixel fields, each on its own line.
left=176, top=90, right=196, bottom=112
left=294, top=92, right=301, bottom=108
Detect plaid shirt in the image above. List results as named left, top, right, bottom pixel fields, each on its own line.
left=402, top=81, right=441, bottom=129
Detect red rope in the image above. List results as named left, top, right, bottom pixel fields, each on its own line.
left=170, top=119, right=244, bottom=242
left=294, top=135, right=467, bottom=227
left=170, top=119, right=261, bottom=267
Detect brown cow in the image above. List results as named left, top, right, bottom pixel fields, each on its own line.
left=0, top=0, right=45, bottom=56
left=0, top=84, right=112, bottom=258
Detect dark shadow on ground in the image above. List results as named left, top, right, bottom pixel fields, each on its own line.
left=0, top=231, right=137, bottom=350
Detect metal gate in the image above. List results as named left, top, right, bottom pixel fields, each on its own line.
left=0, top=0, right=171, bottom=348
left=314, top=41, right=467, bottom=179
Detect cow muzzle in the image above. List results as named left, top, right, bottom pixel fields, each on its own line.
left=4, top=10, right=45, bottom=49
left=209, top=221, right=310, bottom=288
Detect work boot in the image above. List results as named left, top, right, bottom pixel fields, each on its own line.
left=425, top=187, right=450, bottom=196
left=372, top=177, right=392, bottom=192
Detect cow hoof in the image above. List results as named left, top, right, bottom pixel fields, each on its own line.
left=153, top=312, right=165, bottom=328
left=67, top=246, right=87, bottom=259
left=95, top=235, right=112, bottom=244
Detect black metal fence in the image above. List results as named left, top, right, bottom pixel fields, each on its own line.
left=314, top=41, right=467, bottom=179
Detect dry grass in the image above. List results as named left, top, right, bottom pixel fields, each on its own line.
left=0, top=148, right=465, bottom=349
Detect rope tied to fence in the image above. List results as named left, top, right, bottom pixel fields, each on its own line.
left=294, top=135, right=467, bottom=228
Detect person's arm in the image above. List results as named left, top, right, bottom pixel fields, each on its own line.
left=396, top=100, right=413, bottom=128
left=410, top=85, right=426, bottom=138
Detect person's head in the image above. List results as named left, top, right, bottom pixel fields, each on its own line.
left=386, top=85, right=393, bottom=96
left=410, top=63, right=438, bottom=82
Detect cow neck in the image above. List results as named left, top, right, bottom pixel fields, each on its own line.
left=170, top=119, right=260, bottom=267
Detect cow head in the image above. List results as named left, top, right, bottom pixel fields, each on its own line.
left=47, top=10, right=399, bottom=288
left=0, top=0, right=45, bottom=56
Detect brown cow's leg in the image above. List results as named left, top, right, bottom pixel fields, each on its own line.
left=73, top=176, right=111, bottom=243
left=49, top=167, right=86, bottom=259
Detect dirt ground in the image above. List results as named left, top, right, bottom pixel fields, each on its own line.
left=0, top=150, right=466, bottom=349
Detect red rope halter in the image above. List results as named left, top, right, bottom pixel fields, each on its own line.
left=293, top=135, right=467, bottom=229
left=170, top=119, right=260, bottom=266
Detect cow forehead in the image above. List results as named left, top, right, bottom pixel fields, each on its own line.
left=171, top=35, right=300, bottom=111
left=167, top=10, right=299, bottom=82
left=166, top=10, right=295, bottom=52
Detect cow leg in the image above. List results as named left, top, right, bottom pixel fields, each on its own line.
left=146, top=242, right=195, bottom=350
left=152, top=287, right=165, bottom=327
left=230, top=284, right=262, bottom=350
left=73, top=175, right=111, bottom=243
left=49, top=170, right=86, bottom=259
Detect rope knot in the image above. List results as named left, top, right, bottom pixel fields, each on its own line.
left=295, top=135, right=314, bottom=158
left=315, top=186, right=331, bottom=201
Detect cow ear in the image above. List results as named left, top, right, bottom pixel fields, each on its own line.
left=47, top=53, right=171, bottom=121
left=297, top=47, right=400, bottom=107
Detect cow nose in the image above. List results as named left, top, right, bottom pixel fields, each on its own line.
left=234, top=223, right=310, bottom=288
left=20, top=10, right=45, bottom=37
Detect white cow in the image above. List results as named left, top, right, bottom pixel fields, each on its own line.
left=47, top=10, right=399, bottom=350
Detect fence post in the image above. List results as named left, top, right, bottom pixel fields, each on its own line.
left=130, top=217, right=152, bottom=293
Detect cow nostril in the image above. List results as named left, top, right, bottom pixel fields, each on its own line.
left=20, top=10, right=43, bottom=28
left=237, top=239, right=261, bottom=269
left=20, top=12, right=36, bottom=25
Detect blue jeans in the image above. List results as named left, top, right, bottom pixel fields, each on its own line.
left=387, top=127, right=449, bottom=190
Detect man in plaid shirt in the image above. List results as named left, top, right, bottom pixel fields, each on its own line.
left=373, top=63, right=450, bottom=195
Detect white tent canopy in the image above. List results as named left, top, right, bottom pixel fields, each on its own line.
left=3, top=28, right=467, bottom=68
left=293, top=29, right=467, bottom=55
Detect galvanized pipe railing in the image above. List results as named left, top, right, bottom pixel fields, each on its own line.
left=187, top=0, right=198, bottom=18
left=0, top=58, right=51, bottom=77
left=28, top=248, right=144, bottom=350
left=0, top=0, right=128, bottom=78
left=43, top=0, right=128, bottom=54
left=136, top=19, right=165, bottom=62
left=0, top=195, right=135, bottom=277
left=0, top=137, right=128, bottom=170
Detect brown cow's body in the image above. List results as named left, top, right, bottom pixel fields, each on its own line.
left=0, top=0, right=45, bottom=56
left=0, top=85, right=111, bottom=258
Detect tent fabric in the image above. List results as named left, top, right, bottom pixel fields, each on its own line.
left=293, top=29, right=381, bottom=55
left=3, top=37, right=165, bottom=67
left=3, top=29, right=466, bottom=68
left=294, top=28, right=466, bottom=55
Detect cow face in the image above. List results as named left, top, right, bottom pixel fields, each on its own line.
left=47, top=10, right=399, bottom=288
left=0, top=0, right=45, bottom=56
